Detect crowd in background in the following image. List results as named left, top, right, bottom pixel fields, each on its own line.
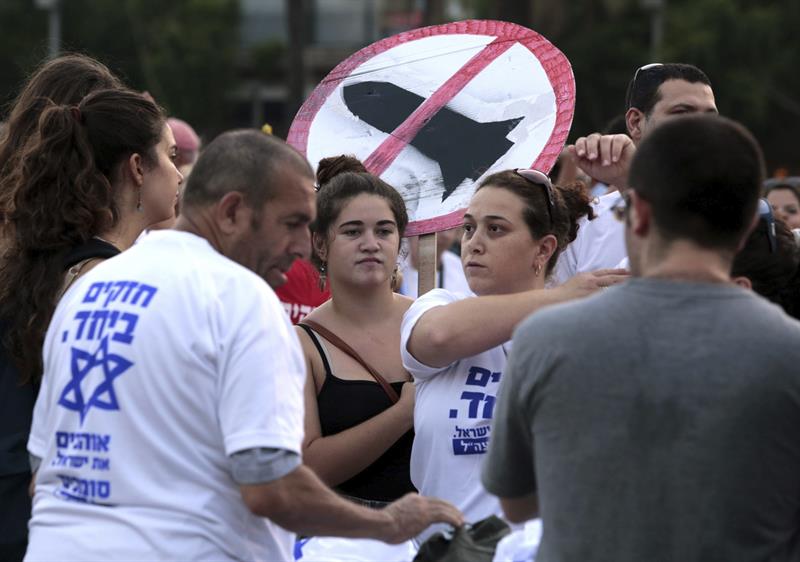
left=0, top=52, right=799, bottom=562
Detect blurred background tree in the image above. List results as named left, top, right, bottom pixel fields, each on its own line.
left=1, top=0, right=798, bottom=174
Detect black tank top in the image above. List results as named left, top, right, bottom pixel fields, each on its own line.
left=298, top=324, right=416, bottom=502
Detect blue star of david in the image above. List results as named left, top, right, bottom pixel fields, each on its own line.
left=58, top=335, right=133, bottom=424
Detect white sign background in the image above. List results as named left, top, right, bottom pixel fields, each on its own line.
left=289, top=20, right=575, bottom=235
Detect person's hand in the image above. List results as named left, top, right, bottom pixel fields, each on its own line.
left=395, top=381, right=416, bottom=428
left=380, top=493, right=464, bottom=543
left=568, top=133, right=635, bottom=190
left=559, top=268, right=629, bottom=299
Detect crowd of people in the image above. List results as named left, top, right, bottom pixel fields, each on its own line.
left=0, top=52, right=799, bottom=562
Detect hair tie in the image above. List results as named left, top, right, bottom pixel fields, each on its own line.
left=70, top=106, right=82, bottom=124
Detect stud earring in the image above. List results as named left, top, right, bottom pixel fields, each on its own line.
left=318, top=262, right=327, bottom=292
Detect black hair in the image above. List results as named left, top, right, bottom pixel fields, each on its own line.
left=732, top=216, right=800, bottom=319
left=625, top=63, right=712, bottom=114
left=629, top=114, right=765, bottom=251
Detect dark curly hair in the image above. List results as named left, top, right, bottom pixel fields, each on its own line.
left=311, top=155, right=408, bottom=270
left=0, top=88, right=164, bottom=385
left=476, top=170, right=595, bottom=276
left=0, top=53, right=123, bottom=222
left=732, top=217, right=800, bottom=320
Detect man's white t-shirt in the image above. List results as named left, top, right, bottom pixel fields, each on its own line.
left=26, top=230, right=305, bottom=562
left=399, top=251, right=471, bottom=298
left=400, top=289, right=506, bottom=540
left=551, top=191, right=626, bottom=285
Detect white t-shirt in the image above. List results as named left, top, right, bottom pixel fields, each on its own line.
left=26, top=230, right=306, bottom=562
left=400, top=289, right=507, bottom=540
left=551, top=191, right=626, bottom=286
left=399, top=250, right=471, bottom=298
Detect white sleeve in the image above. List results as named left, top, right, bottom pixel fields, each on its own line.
left=549, top=199, right=602, bottom=286
left=217, top=280, right=306, bottom=457
left=400, top=288, right=464, bottom=382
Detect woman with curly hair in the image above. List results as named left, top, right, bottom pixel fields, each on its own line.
left=0, top=53, right=124, bottom=562
left=401, top=170, right=627, bottom=539
left=0, top=54, right=123, bottom=225
left=2, top=87, right=182, bottom=386
left=0, top=81, right=181, bottom=560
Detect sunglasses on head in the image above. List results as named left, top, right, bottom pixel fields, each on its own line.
left=627, top=63, right=664, bottom=108
left=759, top=198, right=778, bottom=253
left=514, top=168, right=555, bottom=225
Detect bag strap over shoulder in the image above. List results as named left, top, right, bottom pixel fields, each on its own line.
left=58, top=257, right=103, bottom=301
left=299, top=319, right=400, bottom=404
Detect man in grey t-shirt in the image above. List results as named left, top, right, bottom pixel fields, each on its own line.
left=482, top=115, right=800, bottom=562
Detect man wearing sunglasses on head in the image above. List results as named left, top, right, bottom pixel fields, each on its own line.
left=484, top=114, right=800, bottom=561
left=552, top=63, right=718, bottom=285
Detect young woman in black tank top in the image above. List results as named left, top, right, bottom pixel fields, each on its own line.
left=295, top=155, right=415, bottom=504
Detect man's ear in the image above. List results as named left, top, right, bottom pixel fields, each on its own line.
left=629, top=191, right=651, bottom=237
left=214, top=191, right=251, bottom=236
left=732, top=276, right=752, bottom=290
left=625, top=108, right=645, bottom=143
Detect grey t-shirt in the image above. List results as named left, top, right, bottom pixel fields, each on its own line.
left=483, top=278, right=800, bottom=562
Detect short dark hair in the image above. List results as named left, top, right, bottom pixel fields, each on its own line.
left=629, top=114, right=765, bottom=251
left=625, top=63, right=712, bottom=114
left=182, top=130, right=312, bottom=209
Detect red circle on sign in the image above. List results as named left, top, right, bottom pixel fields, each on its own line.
left=288, top=19, right=575, bottom=236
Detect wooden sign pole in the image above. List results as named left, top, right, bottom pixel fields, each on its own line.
left=417, top=232, right=438, bottom=296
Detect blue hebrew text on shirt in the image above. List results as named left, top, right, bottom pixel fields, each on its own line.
left=452, top=425, right=490, bottom=455
left=449, top=365, right=501, bottom=420
left=57, top=280, right=158, bottom=424
left=54, top=475, right=111, bottom=503
left=51, top=431, right=114, bottom=503
left=82, top=280, right=158, bottom=308
left=50, top=280, right=158, bottom=503
left=449, top=365, right=501, bottom=455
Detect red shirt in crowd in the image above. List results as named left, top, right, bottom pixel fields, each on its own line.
left=275, top=259, right=330, bottom=324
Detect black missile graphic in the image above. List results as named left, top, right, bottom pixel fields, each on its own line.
left=343, top=81, right=523, bottom=201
